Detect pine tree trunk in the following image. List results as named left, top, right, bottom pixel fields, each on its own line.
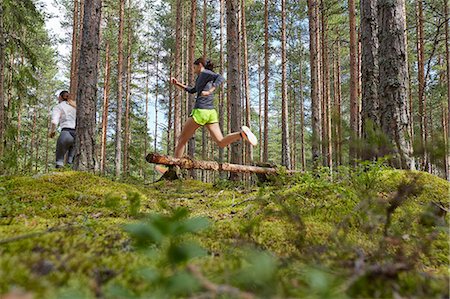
left=320, top=0, right=332, bottom=168
left=70, top=0, right=80, bottom=99
left=226, top=0, right=243, bottom=180
left=201, top=0, right=207, bottom=181
left=0, top=0, right=5, bottom=157
left=144, top=62, right=149, bottom=179
left=219, top=0, right=225, bottom=164
left=154, top=53, right=159, bottom=156
left=173, top=0, right=183, bottom=153
left=263, top=0, right=269, bottom=162
left=258, top=54, right=263, bottom=162
left=123, top=0, right=132, bottom=175
left=281, top=0, right=291, bottom=168
left=349, top=0, right=359, bottom=165
left=416, top=0, right=427, bottom=170
left=187, top=0, right=196, bottom=160
left=73, top=0, right=102, bottom=171
left=100, top=41, right=111, bottom=174
left=333, top=38, right=343, bottom=166
left=378, top=0, right=414, bottom=169
left=308, top=0, right=321, bottom=167
left=361, top=0, right=380, bottom=160
left=445, top=0, right=450, bottom=180
left=241, top=0, right=252, bottom=164
left=115, top=0, right=125, bottom=176
left=167, top=63, right=173, bottom=155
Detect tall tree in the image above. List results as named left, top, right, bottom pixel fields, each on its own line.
left=123, top=0, right=133, bottom=174
left=333, top=37, right=343, bottom=166
left=241, top=0, right=252, bottom=163
left=173, top=0, right=183, bottom=152
left=445, top=0, right=450, bottom=180
left=73, top=0, right=102, bottom=171
left=100, top=41, right=111, bottom=174
left=0, top=0, right=4, bottom=156
left=187, top=0, right=197, bottom=169
left=115, top=0, right=125, bottom=176
left=349, top=0, right=359, bottom=164
left=263, top=0, right=269, bottom=162
left=69, top=0, right=80, bottom=99
left=218, top=0, right=225, bottom=164
left=281, top=0, right=291, bottom=168
left=361, top=0, right=380, bottom=160
left=308, top=0, right=321, bottom=166
left=226, top=0, right=242, bottom=178
left=416, top=0, right=427, bottom=170
left=378, top=0, right=414, bottom=169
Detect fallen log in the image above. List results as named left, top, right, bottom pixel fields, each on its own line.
left=146, top=153, right=299, bottom=175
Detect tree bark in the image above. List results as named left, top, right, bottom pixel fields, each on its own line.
left=349, top=0, right=359, bottom=165
left=0, top=0, right=5, bottom=157
left=416, top=0, right=427, bottom=170
left=69, top=0, right=80, bottom=99
left=263, top=0, right=269, bottom=162
left=378, top=0, right=414, bottom=169
left=445, top=0, right=450, bottom=180
left=333, top=38, right=343, bottom=166
left=123, top=0, right=133, bottom=175
left=115, top=0, right=125, bottom=176
left=241, top=0, right=252, bottom=164
left=100, top=41, right=110, bottom=174
left=73, top=0, right=102, bottom=171
left=219, top=0, right=225, bottom=164
left=226, top=0, right=243, bottom=179
left=281, top=0, right=291, bottom=168
left=147, top=153, right=300, bottom=175
left=308, top=0, right=321, bottom=167
left=361, top=0, right=380, bottom=160
left=173, top=0, right=183, bottom=153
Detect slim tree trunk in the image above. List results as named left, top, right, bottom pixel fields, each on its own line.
left=226, top=0, right=243, bottom=179
left=115, top=0, right=125, bottom=176
left=299, top=55, right=306, bottom=171
left=320, top=0, right=332, bottom=168
left=100, top=41, right=111, bottom=174
left=445, top=0, right=450, bottom=180
left=167, top=63, right=173, bottom=155
left=187, top=0, right=197, bottom=160
left=263, top=0, right=269, bottom=162
left=349, top=0, right=359, bottom=165
left=73, top=0, right=102, bottom=171
left=258, top=54, right=263, bottom=162
left=173, top=0, right=183, bottom=153
left=202, top=0, right=207, bottom=181
left=154, top=53, right=159, bottom=156
left=308, top=0, right=321, bottom=167
left=378, top=0, right=414, bottom=169
left=333, top=38, right=343, bottom=166
left=144, top=61, right=149, bottom=179
left=416, top=0, right=427, bottom=170
left=123, top=0, right=132, bottom=175
left=0, top=0, right=5, bottom=157
left=219, top=0, right=225, bottom=164
left=241, top=0, right=252, bottom=164
left=70, top=0, right=80, bottom=99
left=281, top=0, right=291, bottom=168
left=361, top=0, right=380, bottom=160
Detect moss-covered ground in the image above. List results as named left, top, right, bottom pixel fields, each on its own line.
left=0, top=168, right=448, bottom=298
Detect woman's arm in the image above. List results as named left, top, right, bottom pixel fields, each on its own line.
left=171, top=77, right=197, bottom=93
left=201, top=73, right=225, bottom=96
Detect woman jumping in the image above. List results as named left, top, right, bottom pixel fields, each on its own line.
left=170, top=57, right=257, bottom=159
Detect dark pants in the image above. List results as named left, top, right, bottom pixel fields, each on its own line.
left=56, top=128, right=76, bottom=167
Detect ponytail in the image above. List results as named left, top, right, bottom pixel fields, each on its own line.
left=194, top=57, right=215, bottom=71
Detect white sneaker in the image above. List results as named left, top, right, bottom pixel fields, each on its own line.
left=241, top=126, right=258, bottom=146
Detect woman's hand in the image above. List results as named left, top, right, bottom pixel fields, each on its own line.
left=170, top=77, right=179, bottom=85
left=201, top=87, right=216, bottom=97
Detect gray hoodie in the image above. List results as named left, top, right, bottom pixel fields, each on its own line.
left=185, top=69, right=225, bottom=109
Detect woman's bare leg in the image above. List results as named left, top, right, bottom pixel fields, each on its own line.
left=175, top=118, right=200, bottom=158
left=206, top=123, right=242, bottom=148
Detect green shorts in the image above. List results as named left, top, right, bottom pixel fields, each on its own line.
left=191, top=109, right=219, bottom=126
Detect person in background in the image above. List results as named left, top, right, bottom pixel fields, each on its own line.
left=49, top=91, right=76, bottom=169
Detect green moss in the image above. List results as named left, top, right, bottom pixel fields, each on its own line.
left=0, top=169, right=448, bottom=298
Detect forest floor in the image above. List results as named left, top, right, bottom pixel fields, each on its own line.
left=0, top=166, right=449, bottom=299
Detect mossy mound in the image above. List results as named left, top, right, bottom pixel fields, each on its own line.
left=0, top=169, right=448, bottom=298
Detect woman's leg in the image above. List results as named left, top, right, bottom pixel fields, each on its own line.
left=206, top=123, right=242, bottom=148
left=175, top=117, right=200, bottom=158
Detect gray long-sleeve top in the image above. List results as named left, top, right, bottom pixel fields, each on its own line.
left=185, top=69, right=225, bottom=109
